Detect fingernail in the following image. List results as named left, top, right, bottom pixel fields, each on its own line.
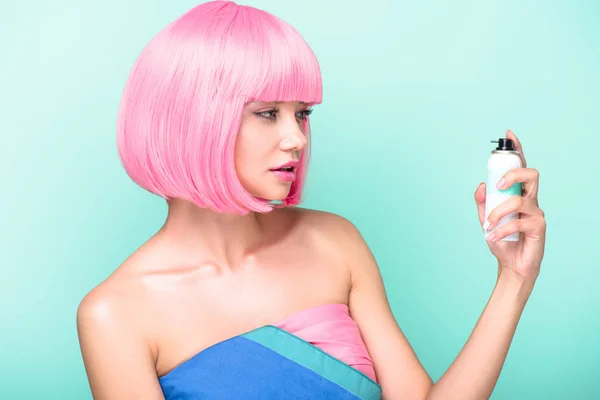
left=483, top=220, right=490, bottom=230
left=496, top=178, right=505, bottom=189
left=486, top=232, right=496, bottom=241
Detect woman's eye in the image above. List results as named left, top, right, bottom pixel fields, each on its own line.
left=296, top=108, right=313, bottom=120
left=253, top=109, right=279, bottom=121
left=254, top=107, right=313, bottom=122
left=262, top=111, right=277, bottom=119
left=254, top=110, right=276, bottom=120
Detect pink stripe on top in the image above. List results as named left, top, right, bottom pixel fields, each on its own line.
left=273, top=303, right=377, bottom=382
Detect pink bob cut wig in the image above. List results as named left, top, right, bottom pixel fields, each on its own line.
left=116, top=0, right=322, bottom=214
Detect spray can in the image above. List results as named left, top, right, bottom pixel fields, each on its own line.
left=484, top=138, right=522, bottom=241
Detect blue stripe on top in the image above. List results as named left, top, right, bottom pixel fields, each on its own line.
left=158, top=326, right=382, bottom=399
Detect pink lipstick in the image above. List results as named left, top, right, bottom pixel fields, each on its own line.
left=269, top=160, right=299, bottom=182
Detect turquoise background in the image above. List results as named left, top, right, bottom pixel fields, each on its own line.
left=1, top=0, right=598, bottom=398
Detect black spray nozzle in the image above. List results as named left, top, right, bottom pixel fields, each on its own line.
left=491, top=138, right=515, bottom=151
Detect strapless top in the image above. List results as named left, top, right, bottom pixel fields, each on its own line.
left=273, top=303, right=377, bottom=382
left=158, top=303, right=380, bottom=399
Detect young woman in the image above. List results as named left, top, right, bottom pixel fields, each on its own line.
left=77, top=1, right=547, bottom=399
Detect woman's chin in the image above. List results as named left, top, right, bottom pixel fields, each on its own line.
left=253, top=186, right=292, bottom=203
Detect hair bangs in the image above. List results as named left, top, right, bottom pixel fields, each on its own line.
left=228, top=7, right=323, bottom=105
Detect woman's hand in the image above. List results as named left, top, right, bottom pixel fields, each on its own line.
left=474, top=130, right=547, bottom=284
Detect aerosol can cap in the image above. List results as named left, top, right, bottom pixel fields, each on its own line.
left=491, top=138, right=515, bottom=151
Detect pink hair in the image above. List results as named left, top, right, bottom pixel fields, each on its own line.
left=116, top=0, right=322, bottom=214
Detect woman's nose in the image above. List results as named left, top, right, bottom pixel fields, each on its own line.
left=279, top=123, right=307, bottom=152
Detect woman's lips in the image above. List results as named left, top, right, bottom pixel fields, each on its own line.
left=269, top=160, right=299, bottom=182
left=270, top=169, right=296, bottom=182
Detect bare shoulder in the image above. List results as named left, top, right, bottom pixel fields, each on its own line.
left=77, top=235, right=173, bottom=326
left=77, top=273, right=141, bottom=336
left=293, top=207, right=364, bottom=243
left=76, top=254, right=154, bottom=364
left=293, top=208, right=433, bottom=398
left=77, top=248, right=153, bottom=331
left=292, top=207, right=373, bottom=271
left=76, top=251, right=165, bottom=399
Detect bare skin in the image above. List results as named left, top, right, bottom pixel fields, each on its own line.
left=77, top=101, right=419, bottom=398
left=76, top=205, right=411, bottom=399
left=78, top=100, right=545, bottom=400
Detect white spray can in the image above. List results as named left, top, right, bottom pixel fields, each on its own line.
left=484, top=138, right=522, bottom=241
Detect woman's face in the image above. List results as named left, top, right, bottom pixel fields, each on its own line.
left=235, top=101, right=312, bottom=201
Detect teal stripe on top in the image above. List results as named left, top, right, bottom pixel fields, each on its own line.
left=242, top=325, right=382, bottom=400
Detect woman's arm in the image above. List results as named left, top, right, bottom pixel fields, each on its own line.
left=77, top=288, right=166, bottom=400
left=341, top=215, right=535, bottom=400
left=425, top=269, right=534, bottom=399
left=348, top=131, right=544, bottom=400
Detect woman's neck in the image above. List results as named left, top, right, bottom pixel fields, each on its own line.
left=158, top=198, right=270, bottom=270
